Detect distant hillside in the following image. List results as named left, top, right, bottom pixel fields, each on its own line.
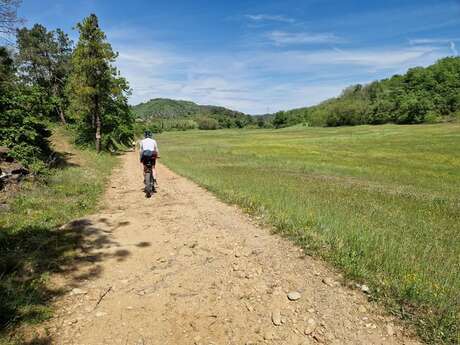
left=131, top=98, right=256, bottom=130
left=271, top=56, right=460, bottom=128
left=132, top=98, right=248, bottom=119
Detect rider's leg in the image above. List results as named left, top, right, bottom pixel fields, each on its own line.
left=152, top=159, right=157, bottom=180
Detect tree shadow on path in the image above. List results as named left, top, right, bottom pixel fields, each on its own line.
left=0, top=216, right=130, bottom=339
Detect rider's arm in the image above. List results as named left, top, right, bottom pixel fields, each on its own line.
left=139, top=141, right=144, bottom=162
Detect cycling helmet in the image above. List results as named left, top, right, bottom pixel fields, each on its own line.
left=144, top=130, right=152, bottom=138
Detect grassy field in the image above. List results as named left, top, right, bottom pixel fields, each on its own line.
left=159, top=123, right=460, bottom=344
left=0, top=128, right=118, bottom=344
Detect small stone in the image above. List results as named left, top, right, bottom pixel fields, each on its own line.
left=358, top=305, right=367, bottom=313
left=272, top=310, right=282, bottom=326
left=263, top=331, right=274, bottom=340
left=95, top=311, right=107, bottom=317
left=287, top=291, right=301, bottom=301
left=304, top=318, right=317, bottom=335
left=312, top=332, right=325, bottom=343
left=70, top=288, right=87, bottom=296
left=0, top=203, right=10, bottom=212
left=322, top=277, right=335, bottom=287
left=386, top=323, right=395, bottom=336
left=251, top=248, right=263, bottom=256
left=361, top=285, right=370, bottom=294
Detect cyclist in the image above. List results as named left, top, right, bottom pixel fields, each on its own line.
left=139, top=130, right=159, bottom=185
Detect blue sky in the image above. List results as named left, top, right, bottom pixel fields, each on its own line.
left=19, top=0, right=460, bottom=114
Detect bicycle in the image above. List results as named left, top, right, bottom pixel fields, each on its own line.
left=143, top=154, right=158, bottom=198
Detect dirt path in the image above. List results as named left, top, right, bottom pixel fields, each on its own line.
left=43, top=151, right=420, bottom=345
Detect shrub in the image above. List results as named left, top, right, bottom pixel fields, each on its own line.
left=197, top=117, right=219, bottom=130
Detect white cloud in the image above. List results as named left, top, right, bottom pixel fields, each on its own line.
left=245, top=46, right=441, bottom=74
left=409, top=38, right=459, bottom=45
left=450, top=41, right=458, bottom=56
left=245, top=14, right=295, bottom=23
left=267, top=31, right=342, bottom=45
left=112, top=33, right=451, bottom=114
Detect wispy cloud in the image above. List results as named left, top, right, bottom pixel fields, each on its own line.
left=409, top=38, right=458, bottom=45
left=409, top=38, right=458, bottom=56
left=267, top=31, right=342, bottom=45
left=245, top=14, right=295, bottom=23
left=450, top=41, right=458, bottom=55
left=113, top=40, right=448, bottom=114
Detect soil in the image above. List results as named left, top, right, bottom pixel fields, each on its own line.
left=37, top=150, right=421, bottom=345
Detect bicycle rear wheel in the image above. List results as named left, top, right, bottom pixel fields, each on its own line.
left=144, top=172, right=152, bottom=196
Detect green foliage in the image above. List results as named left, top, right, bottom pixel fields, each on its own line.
left=131, top=98, right=254, bottom=130
left=197, top=116, right=219, bottom=130
left=0, top=47, right=52, bottom=168
left=16, top=24, right=73, bottom=124
left=277, top=57, right=460, bottom=128
left=159, top=124, right=460, bottom=344
left=272, top=111, right=288, bottom=128
left=66, top=14, right=134, bottom=151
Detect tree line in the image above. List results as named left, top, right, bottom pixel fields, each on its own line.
left=271, top=56, right=460, bottom=128
left=0, top=2, right=134, bottom=171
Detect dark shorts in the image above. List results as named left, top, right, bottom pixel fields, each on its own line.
left=141, top=151, right=157, bottom=171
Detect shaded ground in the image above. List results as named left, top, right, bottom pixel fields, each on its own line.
left=29, top=151, right=421, bottom=345
left=0, top=129, right=118, bottom=343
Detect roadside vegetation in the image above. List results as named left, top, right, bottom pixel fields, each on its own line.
left=1, top=8, right=134, bottom=174
left=0, top=2, right=132, bottom=342
left=0, top=127, right=118, bottom=343
left=159, top=123, right=460, bottom=344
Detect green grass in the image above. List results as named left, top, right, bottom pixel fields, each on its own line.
left=0, top=128, right=118, bottom=343
left=158, top=123, right=460, bottom=344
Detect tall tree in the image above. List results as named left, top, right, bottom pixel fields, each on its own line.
left=0, top=0, right=23, bottom=39
left=16, top=24, right=73, bottom=124
left=67, top=13, right=132, bottom=152
left=0, top=46, right=52, bottom=167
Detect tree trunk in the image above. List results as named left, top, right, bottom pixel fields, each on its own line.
left=95, top=95, right=101, bottom=153
left=52, top=80, right=66, bottom=125
left=95, top=113, right=101, bottom=153
left=58, top=105, right=67, bottom=125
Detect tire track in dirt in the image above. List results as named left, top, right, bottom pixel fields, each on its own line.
left=42, top=150, right=421, bottom=345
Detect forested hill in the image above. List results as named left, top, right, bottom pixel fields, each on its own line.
left=131, top=98, right=255, bottom=130
left=272, top=56, right=460, bottom=128
left=132, top=98, right=245, bottom=120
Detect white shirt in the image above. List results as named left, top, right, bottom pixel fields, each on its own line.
left=140, top=138, right=159, bottom=155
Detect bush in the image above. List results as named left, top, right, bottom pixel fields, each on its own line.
left=197, top=117, right=219, bottom=130
left=0, top=84, right=52, bottom=167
